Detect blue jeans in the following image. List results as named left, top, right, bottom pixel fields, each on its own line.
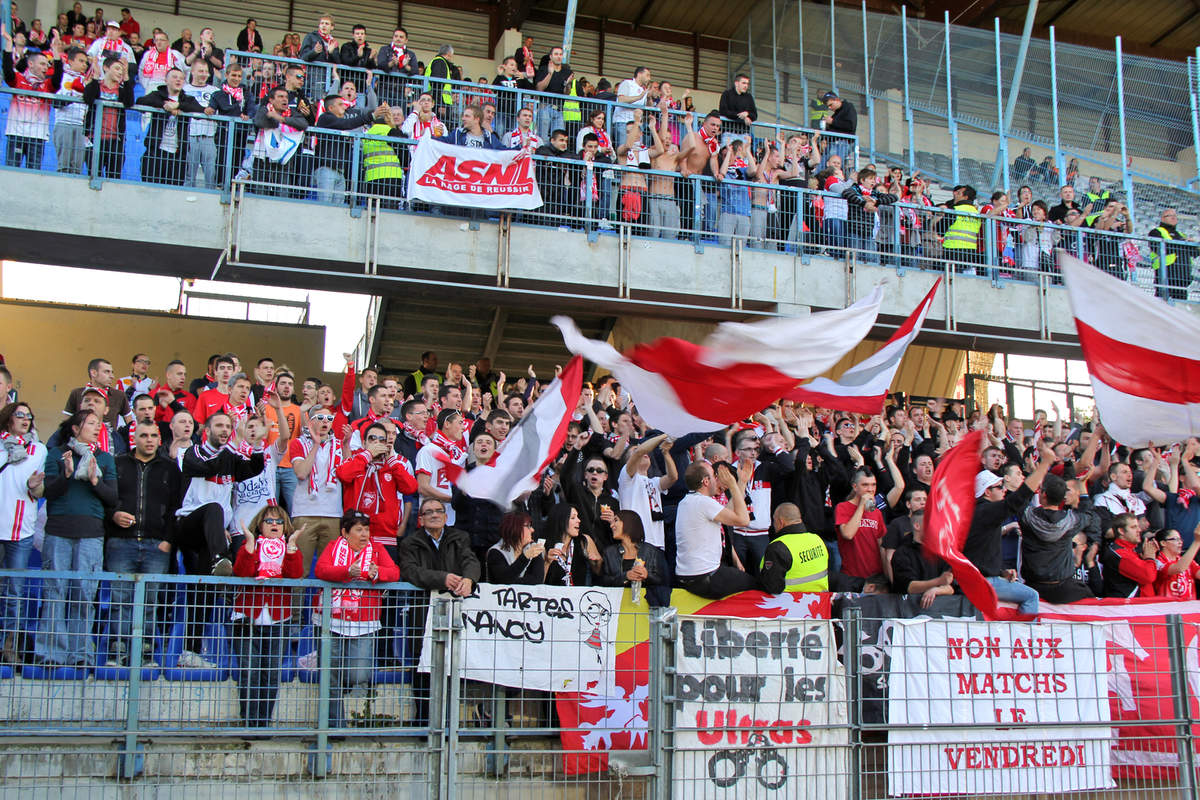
left=849, top=232, right=879, bottom=263
left=231, top=621, right=286, bottom=727
left=329, top=631, right=375, bottom=729
left=36, top=535, right=103, bottom=665
left=6, top=136, right=46, bottom=169
left=824, top=218, right=847, bottom=254
left=104, top=538, right=171, bottom=655
left=276, top=466, right=298, bottom=513
left=536, top=104, right=564, bottom=143
left=988, top=575, right=1040, bottom=615
left=0, top=538, right=34, bottom=643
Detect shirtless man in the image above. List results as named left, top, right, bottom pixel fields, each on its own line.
left=750, top=141, right=781, bottom=249
left=649, top=103, right=688, bottom=240
left=616, top=108, right=664, bottom=232
left=677, top=110, right=723, bottom=240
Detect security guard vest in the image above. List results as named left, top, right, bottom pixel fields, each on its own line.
left=563, top=77, right=581, bottom=123
left=762, top=532, right=829, bottom=592
left=423, top=56, right=454, bottom=106
left=943, top=203, right=981, bottom=250
left=362, top=123, right=404, bottom=183
left=1083, top=189, right=1112, bottom=225
left=1149, top=225, right=1183, bottom=271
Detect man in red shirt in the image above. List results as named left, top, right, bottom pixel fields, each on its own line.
left=192, top=355, right=235, bottom=425
left=1101, top=513, right=1158, bottom=598
left=835, top=469, right=887, bottom=591
left=1154, top=525, right=1200, bottom=599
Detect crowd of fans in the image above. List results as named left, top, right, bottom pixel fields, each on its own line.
left=0, top=341, right=1198, bottom=726
left=2, top=8, right=1195, bottom=285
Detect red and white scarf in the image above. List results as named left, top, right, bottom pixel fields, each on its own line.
left=699, top=128, right=718, bottom=155
left=256, top=535, right=287, bottom=579
left=222, top=83, right=243, bottom=103
left=402, top=422, right=430, bottom=446
left=318, top=30, right=336, bottom=53
left=432, top=431, right=466, bottom=462
left=330, top=537, right=373, bottom=618
left=353, top=455, right=388, bottom=515
left=299, top=436, right=343, bottom=492
left=521, top=46, right=534, bottom=75
left=592, top=128, right=611, bottom=150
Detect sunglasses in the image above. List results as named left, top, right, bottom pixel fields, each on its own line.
left=365, top=434, right=387, bottom=443
left=262, top=517, right=286, bottom=525
left=585, top=467, right=608, bottom=474
left=311, top=414, right=335, bottom=422
left=12, top=411, right=33, bottom=420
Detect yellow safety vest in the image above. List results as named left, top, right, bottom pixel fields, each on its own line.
left=362, top=123, right=404, bottom=183
left=943, top=202, right=981, bottom=251
left=563, top=77, right=581, bottom=123
left=423, top=56, right=454, bottom=106
left=1083, top=189, right=1112, bottom=225
left=762, top=532, right=829, bottom=592
left=1148, top=226, right=1181, bottom=271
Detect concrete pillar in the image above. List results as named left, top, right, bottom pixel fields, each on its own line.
left=494, top=28, right=522, bottom=62
left=32, top=0, right=56, bottom=31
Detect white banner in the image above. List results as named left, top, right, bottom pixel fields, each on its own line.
left=887, top=619, right=1114, bottom=796
left=406, top=137, right=543, bottom=210
left=417, top=583, right=622, bottom=692
left=255, top=124, right=304, bottom=164
left=673, top=618, right=849, bottom=800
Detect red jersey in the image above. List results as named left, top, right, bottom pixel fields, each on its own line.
left=335, top=451, right=418, bottom=548
left=192, top=387, right=230, bottom=425
left=1154, top=554, right=1200, bottom=600
left=835, top=500, right=885, bottom=579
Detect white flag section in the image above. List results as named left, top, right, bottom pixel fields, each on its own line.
left=417, top=584, right=623, bottom=692
left=887, top=619, right=1113, bottom=797
left=256, top=124, right=304, bottom=164
left=407, top=136, right=543, bottom=210
left=672, top=618, right=849, bottom=800
left=443, top=356, right=582, bottom=507
left=1059, top=252, right=1200, bottom=446
left=551, top=286, right=884, bottom=437
left=786, top=279, right=940, bottom=414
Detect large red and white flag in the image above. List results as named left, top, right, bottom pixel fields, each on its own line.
left=551, top=286, right=884, bottom=437
left=407, top=137, right=543, bottom=210
left=923, top=429, right=1026, bottom=621
left=786, top=279, right=940, bottom=413
left=1060, top=252, right=1200, bottom=447
left=440, top=356, right=582, bottom=507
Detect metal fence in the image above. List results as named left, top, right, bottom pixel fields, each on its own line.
left=1, top=570, right=1199, bottom=798
left=730, top=0, right=1200, bottom=214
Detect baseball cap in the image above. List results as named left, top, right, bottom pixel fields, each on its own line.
left=974, top=470, right=1002, bottom=498
left=105, top=19, right=120, bottom=27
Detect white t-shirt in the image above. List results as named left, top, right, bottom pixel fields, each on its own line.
left=231, top=448, right=276, bottom=533
left=289, top=438, right=344, bottom=518
left=415, top=443, right=465, bottom=526
left=618, top=469, right=665, bottom=549
left=613, top=78, right=647, bottom=126
left=675, top=492, right=725, bottom=577
left=183, top=81, right=218, bottom=137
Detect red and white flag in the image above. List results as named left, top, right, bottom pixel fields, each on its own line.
left=1060, top=252, right=1200, bottom=447
left=786, top=279, right=940, bottom=413
left=923, top=429, right=1027, bottom=621
left=551, top=285, right=884, bottom=437
left=439, top=356, right=582, bottom=507
left=407, top=137, right=543, bottom=210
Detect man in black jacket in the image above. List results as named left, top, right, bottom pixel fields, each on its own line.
left=967, top=442, right=1054, bottom=615
left=105, top=420, right=181, bottom=667
left=338, top=24, right=373, bottom=73
left=208, top=62, right=253, bottom=187
left=314, top=93, right=388, bottom=204
left=821, top=91, right=856, bottom=168
left=1020, top=471, right=1094, bottom=603
left=138, top=66, right=205, bottom=185
left=718, top=74, right=757, bottom=144
left=535, top=129, right=572, bottom=221
left=252, top=86, right=309, bottom=196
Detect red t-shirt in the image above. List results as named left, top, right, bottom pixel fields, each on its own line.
left=193, top=387, right=230, bottom=425
left=835, top=500, right=885, bottom=579
left=1154, top=555, right=1200, bottom=600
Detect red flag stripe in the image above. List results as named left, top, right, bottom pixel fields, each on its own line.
left=1075, top=319, right=1200, bottom=404
left=782, top=388, right=888, bottom=415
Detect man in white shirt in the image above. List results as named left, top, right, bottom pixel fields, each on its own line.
left=618, top=432, right=677, bottom=554
left=182, top=60, right=219, bottom=189
left=675, top=460, right=755, bottom=599
left=613, top=66, right=652, bottom=128
left=415, top=409, right=467, bottom=527
left=1094, top=461, right=1149, bottom=530
left=86, top=19, right=134, bottom=68
left=503, top=106, right=541, bottom=151
left=288, top=407, right=345, bottom=575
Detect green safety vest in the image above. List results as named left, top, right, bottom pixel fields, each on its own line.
left=1148, top=225, right=1182, bottom=271
left=362, top=123, right=404, bottom=183
left=563, top=77, right=581, bottom=122
left=762, top=532, right=829, bottom=592
left=1083, top=189, right=1112, bottom=225
left=942, top=203, right=981, bottom=250
left=423, top=56, right=454, bottom=106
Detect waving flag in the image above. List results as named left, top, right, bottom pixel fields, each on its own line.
left=1060, top=252, right=1200, bottom=447
left=551, top=285, right=884, bottom=437
left=787, top=279, right=940, bottom=413
left=439, top=356, right=582, bottom=507
left=922, top=429, right=1026, bottom=621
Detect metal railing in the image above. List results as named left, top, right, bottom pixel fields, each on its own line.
left=1, top=569, right=1199, bottom=798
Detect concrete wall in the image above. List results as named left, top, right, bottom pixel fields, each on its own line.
left=0, top=300, right=326, bottom=425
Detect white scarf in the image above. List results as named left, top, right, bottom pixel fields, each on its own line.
left=330, top=537, right=373, bottom=617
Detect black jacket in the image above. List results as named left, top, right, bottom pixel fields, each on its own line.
left=965, top=484, right=1033, bottom=577
left=891, top=536, right=950, bottom=594
left=139, top=86, right=205, bottom=154
left=718, top=88, right=757, bottom=135
left=486, top=544, right=544, bottom=585
left=208, top=85, right=253, bottom=120
left=398, top=526, right=481, bottom=591
left=107, top=452, right=182, bottom=543
left=315, top=107, right=375, bottom=172
left=81, top=78, right=135, bottom=136
left=376, top=44, right=419, bottom=75
left=562, top=458, right=620, bottom=551
left=1019, top=505, right=1084, bottom=584
left=599, top=541, right=667, bottom=589
left=338, top=41, right=373, bottom=69
left=452, top=478, right=505, bottom=554
left=825, top=99, right=857, bottom=135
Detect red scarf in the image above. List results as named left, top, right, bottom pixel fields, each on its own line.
left=593, top=128, right=610, bottom=150
left=318, top=31, right=335, bottom=52
left=432, top=431, right=466, bottom=462
left=299, top=436, right=342, bottom=492
left=699, top=128, right=718, bottom=155
left=1180, top=487, right=1195, bottom=509
left=222, top=84, right=243, bottom=103
left=256, top=536, right=287, bottom=579
left=402, top=422, right=430, bottom=446
left=330, top=537, right=373, bottom=618
left=97, top=423, right=111, bottom=454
